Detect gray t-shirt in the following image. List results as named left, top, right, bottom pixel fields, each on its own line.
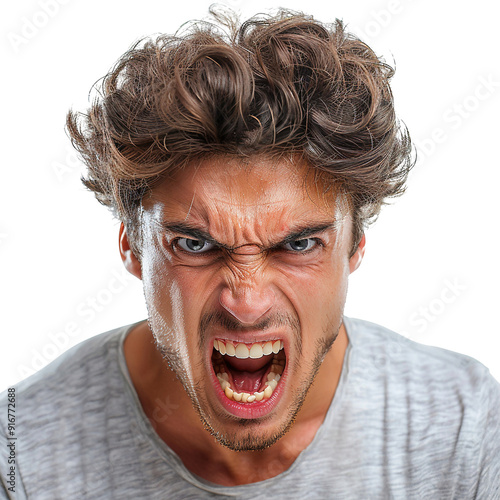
left=1, top=317, right=499, bottom=499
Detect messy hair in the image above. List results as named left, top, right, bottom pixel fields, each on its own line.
left=67, top=7, right=414, bottom=259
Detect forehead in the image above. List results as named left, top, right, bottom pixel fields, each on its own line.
left=143, top=156, right=349, bottom=236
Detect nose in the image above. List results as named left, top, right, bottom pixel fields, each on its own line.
left=219, top=284, right=276, bottom=325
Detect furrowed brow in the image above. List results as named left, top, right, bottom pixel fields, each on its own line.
left=160, top=221, right=336, bottom=249
left=274, top=223, right=336, bottom=247
left=160, top=222, right=222, bottom=247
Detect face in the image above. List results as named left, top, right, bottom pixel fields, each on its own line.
left=134, top=156, right=363, bottom=451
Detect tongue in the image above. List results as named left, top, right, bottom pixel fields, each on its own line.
left=229, top=366, right=268, bottom=393
left=222, top=354, right=274, bottom=393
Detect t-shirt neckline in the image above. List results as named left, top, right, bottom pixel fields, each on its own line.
left=116, top=316, right=354, bottom=493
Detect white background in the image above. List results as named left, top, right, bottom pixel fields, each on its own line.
left=1, top=0, right=499, bottom=390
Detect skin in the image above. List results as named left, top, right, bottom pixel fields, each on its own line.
left=120, top=155, right=365, bottom=486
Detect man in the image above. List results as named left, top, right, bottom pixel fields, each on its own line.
left=1, top=9, right=499, bottom=499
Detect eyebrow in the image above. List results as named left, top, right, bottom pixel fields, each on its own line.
left=275, top=223, right=336, bottom=246
left=161, top=223, right=220, bottom=246
left=159, top=221, right=337, bottom=249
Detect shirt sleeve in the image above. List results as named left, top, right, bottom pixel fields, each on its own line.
left=473, top=370, right=500, bottom=499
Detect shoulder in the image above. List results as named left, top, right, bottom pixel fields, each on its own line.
left=341, top=317, right=500, bottom=497
left=0, top=320, right=143, bottom=430
left=343, top=315, right=494, bottom=384
left=343, top=316, right=500, bottom=442
left=0, top=320, right=145, bottom=498
left=1, top=321, right=140, bottom=402
left=342, top=315, right=500, bottom=427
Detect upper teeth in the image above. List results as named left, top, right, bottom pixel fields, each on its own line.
left=214, top=339, right=284, bottom=359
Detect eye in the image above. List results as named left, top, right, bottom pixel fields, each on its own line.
left=176, top=238, right=216, bottom=254
left=283, top=238, right=318, bottom=252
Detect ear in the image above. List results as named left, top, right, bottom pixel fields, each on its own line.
left=348, top=233, right=366, bottom=274
left=119, top=222, right=142, bottom=280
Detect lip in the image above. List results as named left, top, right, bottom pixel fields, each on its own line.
left=211, top=330, right=287, bottom=346
left=207, top=336, right=288, bottom=419
left=210, top=364, right=287, bottom=419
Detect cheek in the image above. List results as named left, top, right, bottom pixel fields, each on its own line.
left=143, top=248, right=222, bottom=339
left=169, top=264, right=225, bottom=319
left=274, top=255, right=349, bottom=331
left=141, top=248, right=173, bottom=314
left=279, top=258, right=349, bottom=314
left=140, top=245, right=187, bottom=350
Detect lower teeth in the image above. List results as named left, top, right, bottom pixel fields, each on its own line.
left=215, top=361, right=284, bottom=403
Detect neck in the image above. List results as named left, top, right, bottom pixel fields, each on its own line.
left=123, top=320, right=348, bottom=486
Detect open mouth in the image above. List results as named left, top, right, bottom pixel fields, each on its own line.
left=212, top=339, right=286, bottom=404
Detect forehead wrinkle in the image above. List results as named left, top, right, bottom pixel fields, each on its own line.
left=204, top=202, right=297, bottom=249
left=146, top=158, right=350, bottom=248
left=149, top=191, right=347, bottom=251
left=202, top=194, right=297, bottom=208
left=209, top=216, right=341, bottom=251
left=196, top=166, right=309, bottom=210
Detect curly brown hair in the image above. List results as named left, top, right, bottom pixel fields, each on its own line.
left=66, top=8, right=414, bottom=259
